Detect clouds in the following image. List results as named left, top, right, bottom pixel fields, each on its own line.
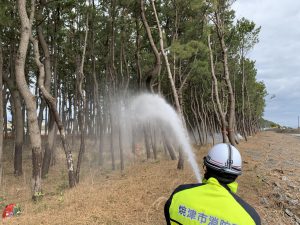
left=232, top=0, right=300, bottom=127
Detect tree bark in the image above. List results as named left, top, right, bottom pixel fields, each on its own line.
left=118, top=116, right=124, bottom=170
left=36, top=1, right=56, bottom=177
left=30, top=35, right=76, bottom=188
left=109, top=104, right=115, bottom=170
left=135, top=2, right=142, bottom=89
left=150, top=125, right=157, bottom=160
left=3, top=92, right=8, bottom=139
left=42, top=114, right=54, bottom=178
left=0, top=43, right=3, bottom=184
left=162, top=131, right=177, bottom=161
left=241, top=47, right=248, bottom=141
left=208, top=34, right=228, bottom=143
left=16, top=0, right=43, bottom=200
left=144, top=125, right=151, bottom=159
left=140, top=0, right=161, bottom=92
left=151, top=0, right=184, bottom=169
left=75, top=13, right=89, bottom=183
left=191, top=91, right=203, bottom=145
left=214, top=10, right=236, bottom=145
left=3, top=61, right=24, bottom=176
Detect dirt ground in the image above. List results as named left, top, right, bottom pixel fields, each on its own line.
left=1, top=131, right=300, bottom=224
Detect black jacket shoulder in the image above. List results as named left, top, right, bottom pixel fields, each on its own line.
left=172, top=183, right=204, bottom=196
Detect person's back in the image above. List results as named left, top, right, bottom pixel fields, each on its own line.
left=164, top=143, right=261, bottom=225
left=164, top=177, right=260, bottom=225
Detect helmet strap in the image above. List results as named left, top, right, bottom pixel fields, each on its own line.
left=226, top=144, right=233, bottom=169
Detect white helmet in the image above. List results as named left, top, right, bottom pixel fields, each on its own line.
left=204, top=143, right=242, bottom=175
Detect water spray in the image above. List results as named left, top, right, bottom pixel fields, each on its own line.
left=128, top=93, right=202, bottom=182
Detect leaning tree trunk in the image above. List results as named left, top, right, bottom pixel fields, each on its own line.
left=141, top=0, right=161, bottom=92
left=36, top=1, right=55, bottom=177
left=151, top=0, right=185, bottom=169
left=162, top=131, right=177, bottom=160
left=30, top=36, right=76, bottom=188
left=16, top=0, right=43, bottom=200
left=214, top=10, right=236, bottom=146
left=208, top=34, right=228, bottom=143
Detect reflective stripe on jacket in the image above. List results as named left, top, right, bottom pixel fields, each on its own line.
left=164, top=177, right=261, bottom=225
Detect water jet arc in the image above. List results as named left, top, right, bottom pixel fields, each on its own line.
left=129, top=93, right=202, bottom=182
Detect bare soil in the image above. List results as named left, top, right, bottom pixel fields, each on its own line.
left=1, top=131, right=300, bottom=224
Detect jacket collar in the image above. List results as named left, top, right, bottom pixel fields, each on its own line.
left=202, top=177, right=238, bottom=193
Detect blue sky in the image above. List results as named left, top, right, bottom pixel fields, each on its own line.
left=232, top=0, right=300, bottom=128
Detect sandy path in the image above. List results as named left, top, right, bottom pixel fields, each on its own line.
left=237, top=131, right=300, bottom=225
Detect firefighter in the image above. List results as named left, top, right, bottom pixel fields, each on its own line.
left=164, top=143, right=261, bottom=225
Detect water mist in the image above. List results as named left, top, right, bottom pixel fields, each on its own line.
left=128, top=93, right=202, bottom=182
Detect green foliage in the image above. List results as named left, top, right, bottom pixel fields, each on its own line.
left=260, top=118, right=280, bottom=128
left=234, top=17, right=261, bottom=55
left=190, top=0, right=205, bottom=10
left=170, top=40, right=208, bottom=59
left=13, top=204, right=22, bottom=216
left=0, top=196, right=6, bottom=208
left=0, top=2, right=14, bottom=27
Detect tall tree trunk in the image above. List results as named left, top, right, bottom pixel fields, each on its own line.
left=16, top=0, right=43, bottom=200
left=135, top=2, right=142, bottom=90
left=144, top=125, right=151, bottom=159
left=109, top=104, right=115, bottom=170
left=12, top=91, right=24, bottom=176
left=42, top=114, right=54, bottom=178
left=3, top=66, right=24, bottom=176
left=0, top=43, right=3, bottom=184
left=184, top=108, right=198, bottom=145
left=150, top=125, right=157, bottom=160
left=151, top=0, right=185, bottom=169
left=140, top=0, right=161, bottom=92
left=214, top=10, right=236, bottom=145
left=50, top=26, right=59, bottom=166
left=195, top=92, right=206, bottom=145
left=208, top=34, right=228, bottom=143
left=3, top=92, right=8, bottom=139
left=30, top=36, right=76, bottom=188
left=90, top=1, right=103, bottom=165
left=241, top=49, right=248, bottom=141
left=162, top=131, right=177, bottom=160
left=190, top=91, right=202, bottom=145
left=118, top=115, right=124, bottom=171
left=75, top=14, right=89, bottom=183
left=36, top=1, right=55, bottom=177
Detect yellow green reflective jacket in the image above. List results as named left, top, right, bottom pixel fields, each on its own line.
left=164, top=177, right=261, bottom=225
